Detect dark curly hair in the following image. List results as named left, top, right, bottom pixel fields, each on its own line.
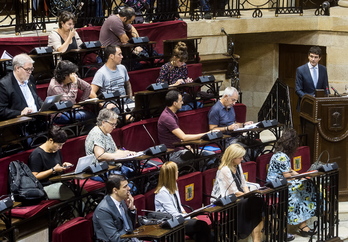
left=274, top=128, right=299, bottom=158
left=58, top=11, right=76, bottom=29
left=54, top=60, right=79, bottom=84
left=171, top=41, right=188, bottom=63
left=48, top=125, right=68, bottom=143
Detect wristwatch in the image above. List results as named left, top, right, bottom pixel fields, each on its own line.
left=52, top=167, right=56, bottom=174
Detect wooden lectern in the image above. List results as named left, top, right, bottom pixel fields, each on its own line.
left=300, top=94, right=348, bottom=200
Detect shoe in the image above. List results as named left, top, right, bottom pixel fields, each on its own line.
left=299, top=225, right=315, bottom=237
left=203, top=12, right=211, bottom=19
left=287, top=233, right=295, bottom=241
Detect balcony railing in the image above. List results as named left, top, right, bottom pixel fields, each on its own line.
left=0, top=0, right=337, bottom=33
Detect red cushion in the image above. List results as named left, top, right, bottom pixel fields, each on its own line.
left=133, top=194, right=146, bottom=216
left=292, top=146, right=311, bottom=173
left=60, top=135, right=87, bottom=166
left=11, top=199, right=60, bottom=218
left=178, top=107, right=210, bottom=134
left=75, top=179, right=105, bottom=192
left=241, top=161, right=257, bottom=183
left=52, top=217, right=92, bottom=242
left=234, top=103, right=247, bottom=123
left=144, top=188, right=156, bottom=212
left=177, top=172, right=203, bottom=210
left=256, top=153, right=273, bottom=186
left=202, top=168, right=217, bottom=206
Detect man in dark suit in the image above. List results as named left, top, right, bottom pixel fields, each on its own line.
left=0, top=53, right=43, bottom=121
left=295, top=46, right=329, bottom=105
left=93, top=174, right=138, bottom=242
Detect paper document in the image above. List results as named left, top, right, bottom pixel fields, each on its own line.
left=1, top=50, right=13, bottom=59
left=235, top=122, right=260, bottom=131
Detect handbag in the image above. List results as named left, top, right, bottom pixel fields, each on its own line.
left=307, top=150, right=329, bottom=171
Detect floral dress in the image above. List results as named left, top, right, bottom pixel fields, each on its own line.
left=266, top=152, right=316, bottom=225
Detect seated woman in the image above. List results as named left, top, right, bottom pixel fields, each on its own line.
left=267, top=128, right=316, bottom=238
left=211, top=144, right=263, bottom=242
left=28, top=126, right=74, bottom=200
left=154, top=161, right=212, bottom=242
left=47, top=60, right=94, bottom=124
left=48, top=11, right=83, bottom=62
left=85, top=108, right=136, bottom=179
left=156, top=42, right=193, bottom=86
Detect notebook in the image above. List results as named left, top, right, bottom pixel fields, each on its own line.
left=61, top=154, right=95, bottom=176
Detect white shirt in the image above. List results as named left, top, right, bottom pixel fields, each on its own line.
left=17, top=79, right=38, bottom=112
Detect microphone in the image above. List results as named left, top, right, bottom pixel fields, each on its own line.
left=142, top=124, right=156, bottom=146
left=331, top=86, right=341, bottom=97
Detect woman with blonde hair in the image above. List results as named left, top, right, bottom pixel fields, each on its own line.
left=156, top=42, right=193, bottom=86
left=211, top=144, right=263, bottom=242
left=155, top=161, right=212, bottom=242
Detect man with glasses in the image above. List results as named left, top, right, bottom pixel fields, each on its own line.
left=0, top=53, right=43, bottom=120
left=208, top=87, right=253, bottom=145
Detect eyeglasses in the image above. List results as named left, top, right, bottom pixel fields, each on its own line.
left=20, top=66, right=35, bottom=73
left=105, top=120, right=117, bottom=127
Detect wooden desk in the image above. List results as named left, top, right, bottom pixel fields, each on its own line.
left=121, top=223, right=185, bottom=241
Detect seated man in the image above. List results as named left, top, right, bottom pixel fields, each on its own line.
left=0, top=53, right=43, bottom=120
left=99, top=7, right=140, bottom=46
left=158, top=90, right=214, bottom=167
left=208, top=87, right=253, bottom=145
left=90, top=45, right=133, bottom=116
left=93, top=174, right=139, bottom=242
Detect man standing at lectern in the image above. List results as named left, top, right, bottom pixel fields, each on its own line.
left=295, top=46, right=329, bottom=108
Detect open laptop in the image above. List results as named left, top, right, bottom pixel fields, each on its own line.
left=37, top=94, right=63, bottom=112
left=61, top=154, right=95, bottom=176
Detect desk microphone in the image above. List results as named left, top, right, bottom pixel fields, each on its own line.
left=331, top=86, right=341, bottom=97
left=142, top=124, right=167, bottom=156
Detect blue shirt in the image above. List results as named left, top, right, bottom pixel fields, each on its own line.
left=208, top=100, right=236, bottom=131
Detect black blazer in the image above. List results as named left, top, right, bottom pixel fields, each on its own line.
left=0, top=72, right=43, bottom=121
left=295, top=63, right=329, bottom=98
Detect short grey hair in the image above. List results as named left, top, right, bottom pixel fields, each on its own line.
left=12, top=53, right=34, bottom=68
left=222, top=87, right=238, bottom=97
left=96, top=108, right=118, bottom=126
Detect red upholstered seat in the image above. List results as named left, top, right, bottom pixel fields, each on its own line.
left=60, top=135, right=87, bottom=167
left=178, top=107, right=210, bottom=134
left=85, top=212, right=94, bottom=240
left=234, top=103, right=247, bottom=124
left=110, top=128, right=123, bottom=149
left=202, top=168, right=217, bottom=206
left=292, top=146, right=311, bottom=173
left=241, top=161, right=257, bottom=183
left=75, top=179, right=105, bottom=192
left=52, top=217, right=93, bottom=242
left=144, top=188, right=156, bottom=212
left=256, top=153, right=274, bottom=186
left=11, top=199, right=60, bottom=218
left=133, top=194, right=146, bottom=217
left=177, top=171, right=203, bottom=210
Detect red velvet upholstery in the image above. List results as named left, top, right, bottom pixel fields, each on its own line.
left=52, top=217, right=93, bottom=242
left=110, top=128, right=123, bottom=149
left=76, top=21, right=187, bottom=54
left=60, top=135, right=87, bottom=166
left=202, top=168, right=217, bottom=206
left=241, top=161, right=257, bottom=183
left=144, top=188, right=156, bottom=212
left=0, top=36, right=48, bottom=56
left=11, top=199, right=60, bottom=218
left=177, top=171, right=202, bottom=210
left=0, top=149, right=33, bottom=196
left=129, top=63, right=202, bottom=93
left=85, top=212, right=94, bottom=240
left=178, top=107, right=210, bottom=134
left=234, top=103, right=247, bottom=124
left=292, top=146, right=311, bottom=173
left=75, top=179, right=105, bottom=192
left=36, top=83, right=49, bottom=101
left=133, top=194, right=146, bottom=216
left=120, top=117, right=159, bottom=152
left=256, top=152, right=273, bottom=186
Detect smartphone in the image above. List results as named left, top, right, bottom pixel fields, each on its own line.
left=64, top=164, right=74, bottom=168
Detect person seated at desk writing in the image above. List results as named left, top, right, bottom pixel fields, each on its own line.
left=158, top=90, right=215, bottom=168
left=154, top=161, right=212, bottom=242
left=0, top=53, right=43, bottom=120
left=28, top=126, right=74, bottom=200
left=93, top=174, right=139, bottom=242
left=156, top=42, right=193, bottom=87
left=266, top=129, right=316, bottom=239
left=90, top=45, right=133, bottom=118
left=85, top=108, right=136, bottom=179
left=48, top=11, right=83, bottom=62
left=47, top=60, right=94, bottom=124
left=210, top=144, right=263, bottom=242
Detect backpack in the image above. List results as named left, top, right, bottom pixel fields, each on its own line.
left=8, top=160, right=47, bottom=205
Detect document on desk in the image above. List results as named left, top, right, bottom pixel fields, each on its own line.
left=115, top=151, right=144, bottom=160
left=235, top=122, right=260, bottom=131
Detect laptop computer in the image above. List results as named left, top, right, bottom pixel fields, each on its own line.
left=61, top=154, right=95, bottom=176
left=37, top=94, right=63, bottom=112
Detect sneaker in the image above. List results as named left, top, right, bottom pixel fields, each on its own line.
left=287, top=233, right=295, bottom=241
